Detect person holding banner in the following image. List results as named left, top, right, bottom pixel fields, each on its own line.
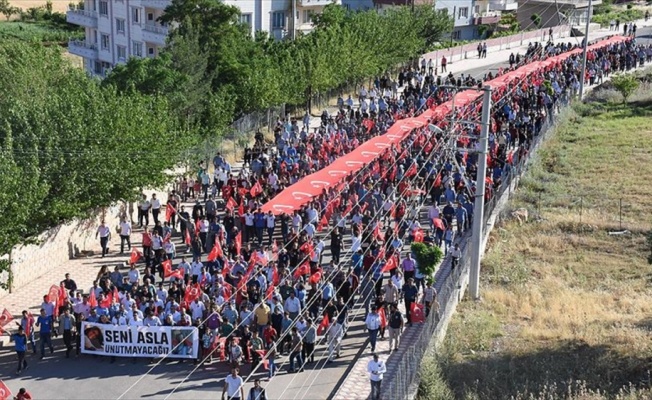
left=18, top=311, right=36, bottom=354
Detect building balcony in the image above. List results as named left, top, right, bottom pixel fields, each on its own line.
left=142, top=24, right=169, bottom=46
left=473, top=13, right=501, bottom=24
left=489, top=0, right=518, bottom=11
left=66, top=8, right=98, bottom=28
left=68, top=39, right=98, bottom=60
left=298, top=0, right=337, bottom=7
left=141, top=0, right=171, bottom=10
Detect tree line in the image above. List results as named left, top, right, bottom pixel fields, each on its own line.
left=0, top=1, right=451, bottom=288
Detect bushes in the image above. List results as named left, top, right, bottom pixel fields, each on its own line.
left=411, top=242, right=444, bottom=279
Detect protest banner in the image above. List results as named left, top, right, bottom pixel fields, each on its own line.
left=81, top=322, right=199, bottom=359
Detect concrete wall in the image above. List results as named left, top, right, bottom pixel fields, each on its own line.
left=0, top=188, right=169, bottom=298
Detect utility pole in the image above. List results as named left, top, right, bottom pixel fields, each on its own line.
left=292, top=0, right=297, bottom=40
left=578, top=0, right=592, bottom=99
left=469, top=86, right=492, bottom=300
left=451, top=6, right=457, bottom=47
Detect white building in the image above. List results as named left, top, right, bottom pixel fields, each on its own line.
left=67, top=0, right=340, bottom=77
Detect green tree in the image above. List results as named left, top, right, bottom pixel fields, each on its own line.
left=610, top=73, right=639, bottom=103
left=530, top=13, right=542, bottom=28
left=0, top=39, right=188, bottom=288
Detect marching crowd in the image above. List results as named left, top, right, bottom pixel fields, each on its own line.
left=3, top=33, right=639, bottom=400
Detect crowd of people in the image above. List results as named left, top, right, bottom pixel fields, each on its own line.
left=3, top=32, right=639, bottom=399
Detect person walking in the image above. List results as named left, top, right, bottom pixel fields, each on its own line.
left=222, top=367, right=245, bottom=400
left=151, top=193, right=162, bottom=225
left=119, top=217, right=132, bottom=254
left=58, top=308, right=76, bottom=358
left=96, top=220, right=111, bottom=258
left=403, top=278, right=418, bottom=326
left=302, top=318, right=317, bottom=364
left=288, top=327, right=304, bottom=373
left=35, top=308, right=54, bottom=359
left=327, top=314, right=343, bottom=362
left=367, top=353, right=387, bottom=400
left=10, top=326, right=29, bottom=375
left=365, top=306, right=382, bottom=353
left=388, top=303, right=404, bottom=351
left=246, top=379, right=267, bottom=400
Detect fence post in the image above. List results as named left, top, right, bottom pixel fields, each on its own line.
left=579, top=197, right=583, bottom=224
left=537, top=192, right=541, bottom=214
left=619, top=198, right=623, bottom=230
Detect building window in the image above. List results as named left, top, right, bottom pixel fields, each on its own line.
left=117, top=45, right=126, bottom=61
left=94, top=61, right=102, bottom=74
left=100, top=33, right=110, bottom=50
left=240, top=13, right=252, bottom=26
left=452, top=30, right=461, bottom=40
left=272, top=11, right=285, bottom=29
left=459, top=7, right=468, bottom=18
left=131, top=7, right=141, bottom=24
left=303, top=10, right=312, bottom=24
left=116, top=18, right=125, bottom=33
left=147, top=12, right=154, bottom=22
left=132, top=41, right=143, bottom=57
left=99, top=1, right=108, bottom=16
left=148, top=47, right=155, bottom=56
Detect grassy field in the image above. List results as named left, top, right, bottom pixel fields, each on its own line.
left=419, top=84, right=652, bottom=399
left=0, top=20, right=82, bottom=43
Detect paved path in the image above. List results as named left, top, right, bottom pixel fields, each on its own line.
left=1, top=21, right=649, bottom=400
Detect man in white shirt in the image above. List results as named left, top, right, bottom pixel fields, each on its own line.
left=222, top=368, right=245, bottom=400
left=365, top=306, right=382, bottom=353
left=151, top=193, right=161, bottom=225
left=190, top=298, right=206, bottom=321
left=291, top=212, right=302, bottom=232
left=138, top=194, right=151, bottom=228
left=284, top=292, right=301, bottom=320
left=127, top=265, right=140, bottom=286
left=119, top=218, right=132, bottom=254
left=191, top=259, right=204, bottom=284
left=304, top=222, right=316, bottom=239
left=367, top=353, right=387, bottom=400
left=95, top=220, right=111, bottom=258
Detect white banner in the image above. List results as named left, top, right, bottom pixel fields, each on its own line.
left=81, top=322, right=199, bottom=359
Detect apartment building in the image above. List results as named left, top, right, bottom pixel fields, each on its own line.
left=67, top=0, right=340, bottom=77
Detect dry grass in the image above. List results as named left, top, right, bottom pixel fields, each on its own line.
left=428, top=90, right=652, bottom=399
left=9, top=0, right=69, bottom=13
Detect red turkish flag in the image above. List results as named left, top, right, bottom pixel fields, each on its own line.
left=373, top=223, right=383, bottom=241
left=223, top=282, right=233, bottom=300
left=130, top=248, right=142, bottom=265
left=272, top=266, right=280, bottom=286
left=405, top=163, right=417, bottom=178
left=433, top=172, right=442, bottom=188
left=165, top=203, right=176, bottom=222
left=317, top=215, right=328, bottom=232
left=162, top=259, right=173, bottom=277
left=222, top=262, right=232, bottom=279
left=113, top=286, right=120, bottom=303
left=89, top=289, right=98, bottom=308
left=432, top=218, right=445, bottom=231
left=309, top=270, right=322, bottom=285
left=293, top=262, right=311, bottom=279
left=266, top=284, right=275, bottom=300
left=168, top=267, right=184, bottom=281
left=381, top=256, right=398, bottom=273
left=238, top=202, right=245, bottom=216
left=47, top=285, right=60, bottom=305
left=256, top=349, right=269, bottom=370
left=317, top=314, right=330, bottom=336
left=207, top=240, right=223, bottom=262
left=250, top=181, right=263, bottom=197
left=24, top=312, right=34, bottom=337
left=410, top=303, right=426, bottom=323
left=226, top=197, right=237, bottom=211
left=163, top=232, right=171, bottom=244
left=185, top=229, right=192, bottom=246
left=194, top=219, right=201, bottom=237
left=184, top=283, right=202, bottom=305
left=414, top=229, right=424, bottom=243
left=100, top=293, right=112, bottom=308
left=0, top=309, right=13, bottom=327
left=234, top=232, right=242, bottom=256
left=0, top=380, right=12, bottom=400
left=378, top=307, right=387, bottom=329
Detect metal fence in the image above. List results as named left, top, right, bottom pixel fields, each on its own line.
left=382, top=95, right=572, bottom=400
